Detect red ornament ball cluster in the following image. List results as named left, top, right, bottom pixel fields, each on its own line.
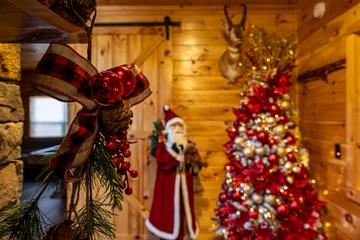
left=91, top=65, right=137, bottom=106
left=105, top=129, right=138, bottom=195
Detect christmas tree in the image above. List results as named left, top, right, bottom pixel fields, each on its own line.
left=213, top=26, right=326, bottom=240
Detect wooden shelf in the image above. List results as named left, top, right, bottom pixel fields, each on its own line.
left=0, top=0, right=87, bottom=43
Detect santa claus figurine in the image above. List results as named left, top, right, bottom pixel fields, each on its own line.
left=145, top=105, right=199, bottom=240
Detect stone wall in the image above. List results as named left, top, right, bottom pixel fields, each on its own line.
left=0, top=44, right=24, bottom=209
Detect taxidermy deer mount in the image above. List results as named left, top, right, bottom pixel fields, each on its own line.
left=219, top=4, right=247, bottom=84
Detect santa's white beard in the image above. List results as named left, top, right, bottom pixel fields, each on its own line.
left=167, top=132, right=188, bottom=154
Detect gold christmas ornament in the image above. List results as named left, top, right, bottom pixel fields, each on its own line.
left=243, top=147, right=254, bottom=158
left=293, top=166, right=301, bottom=173
left=284, top=161, right=293, bottom=170
left=277, top=147, right=286, bottom=157
left=255, top=147, right=265, bottom=156
left=238, top=126, right=247, bottom=133
left=265, top=116, right=276, bottom=126
left=265, top=194, right=276, bottom=205
left=235, top=136, right=245, bottom=145
left=243, top=184, right=253, bottom=195
left=280, top=100, right=291, bottom=110
left=273, top=125, right=285, bottom=136
left=286, top=176, right=294, bottom=184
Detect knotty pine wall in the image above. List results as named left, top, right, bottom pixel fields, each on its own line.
left=297, top=1, right=360, bottom=239
left=97, top=4, right=296, bottom=239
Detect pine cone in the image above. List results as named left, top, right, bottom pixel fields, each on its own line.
left=43, top=220, right=77, bottom=240
left=100, top=101, right=133, bottom=135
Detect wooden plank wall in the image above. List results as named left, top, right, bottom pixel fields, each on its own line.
left=297, top=1, right=360, bottom=239
left=97, top=4, right=296, bottom=239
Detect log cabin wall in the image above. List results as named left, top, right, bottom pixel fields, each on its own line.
left=97, top=4, right=296, bottom=239
left=297, top=1, right=360, bottom=239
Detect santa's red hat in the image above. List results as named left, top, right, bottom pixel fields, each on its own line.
left=163, top=105, right=186, bottom=132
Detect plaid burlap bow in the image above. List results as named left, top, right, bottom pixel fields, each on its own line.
left=33, top=43, right=151, bottom=180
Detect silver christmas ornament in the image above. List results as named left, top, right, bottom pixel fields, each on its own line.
left=252, top=193, right=264, bottom=204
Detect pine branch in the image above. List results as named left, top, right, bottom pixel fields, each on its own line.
left=74, top=199, right=115, bottom=240
left=91, top=137, right=125, bottom=210
left=36, top=165, right=60, bottom=188
left=0, top=201, right=46, bottom=240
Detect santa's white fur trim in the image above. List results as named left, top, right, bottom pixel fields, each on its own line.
left=164, top=105, right=170, bottom=111
left=145, top=174, right=181, bottom=239
left=181, top=174, right=199, bottom=239
left=165, top=117, right=186, bottom=131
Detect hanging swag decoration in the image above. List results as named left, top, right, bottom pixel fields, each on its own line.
left=0, top=42, right=152, bottom=240
left=33, top=43, right=151, bottom=181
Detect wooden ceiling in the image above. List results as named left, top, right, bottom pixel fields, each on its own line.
left=97, top=0, right=300, bottom=6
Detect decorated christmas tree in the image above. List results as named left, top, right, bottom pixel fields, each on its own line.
left=213, top=26, right=326, bottom=239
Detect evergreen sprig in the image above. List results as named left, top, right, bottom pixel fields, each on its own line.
left=74, top=199, right=115, bottom=240
left=91, top=137, right=125, bottom=210
left=0, top=200, right=46, bottom=240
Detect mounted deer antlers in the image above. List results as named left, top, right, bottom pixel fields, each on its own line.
left=219, top=4, right=247, bottom=84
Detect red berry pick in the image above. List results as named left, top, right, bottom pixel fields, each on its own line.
left=125, top=187, right=133, bottom=195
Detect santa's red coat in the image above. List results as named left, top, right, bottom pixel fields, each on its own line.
left=145, top=142, right=198, bottom=239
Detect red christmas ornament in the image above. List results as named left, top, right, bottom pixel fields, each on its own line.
left=305, top=190, right=317, bottom=203
left=280, top=189, right=289, bottom=198
left=225, top=163, right=236, bottom=172
left=123, top=149, right=132, bottom=158
left=106, top=140, right=117, bottom=152
left=232, top=191, right=241, bottom=201
left=109, top=65, right=137, bottom=97
left=226, top=128, right=237, bottom=138
left=247, top=129, right=256, bottom=137
left=219, top=192, right=228, bottom=202
left=284, top=134, right=296, bottom=145
left=130, top=169, right=139, bottom=178
left=277, top=204, right=290, bottom=216
left=91, top=71, right=124, bottom=106
left=249, top=209, right=258, bottom=219
left=118, top=140, right=130, bottom=151
left=278, top=74, right=290, bottom=87
left=293, top=165, right=309, bottom=178
left=108, top=135, right=117, bottom=142
left=255, top=237, right=265, bottom=240
left=269, top=104, right=280, bottom=115
left=287, top=152, right=296, bottom=162
left=247, top=102, right=262, bottom=114
left=257, top=131, right=269, bottom=143
left=268, top=138, right=277, bottom=146
left=112, top=156, right=124, bottom=166
left=268, top=153, right=279, bottom=164
left=119, top=130, right=128, bottom=140
left=278, top=115, right=288, bottom=124
left=125, top=187, right=133, bottom=195
left=121, top=161, right=130, bottom=170
left=290, top=200, right=300, bottom=211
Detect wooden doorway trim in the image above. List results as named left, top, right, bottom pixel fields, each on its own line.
left=346, top=34, right=360, bottom=204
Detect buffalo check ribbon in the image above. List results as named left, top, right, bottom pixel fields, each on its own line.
left=33, top=43, right=151, bottom=180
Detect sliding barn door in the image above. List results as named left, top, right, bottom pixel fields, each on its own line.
left=90, top=33, right=172, bottom=239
